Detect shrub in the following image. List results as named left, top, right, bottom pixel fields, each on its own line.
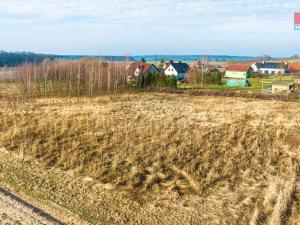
left=138, top=72, right=177, bottom=89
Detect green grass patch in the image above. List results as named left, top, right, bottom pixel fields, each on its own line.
left=179, top=76, right=298, bottom=93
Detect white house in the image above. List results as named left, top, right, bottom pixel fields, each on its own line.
left=164, top=62, right=190, bottom=80
left=251, top=62, right=288, bottom=75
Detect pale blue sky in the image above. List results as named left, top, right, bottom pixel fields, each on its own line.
left=0, top=0, right=299, bottom=57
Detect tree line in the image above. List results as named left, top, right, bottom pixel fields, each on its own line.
left=6, top=57, right=225, bottom=98
left=0, top=51, right=134, bottom=68
left=15, top=58, right=128, bottom=97
left=0, top=51, right=55, bottom=67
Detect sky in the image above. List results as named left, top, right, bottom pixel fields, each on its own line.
left=0, top=0, right=300, bottom=57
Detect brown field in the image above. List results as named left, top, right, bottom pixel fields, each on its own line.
left=0, top=91, right=300, bottom=224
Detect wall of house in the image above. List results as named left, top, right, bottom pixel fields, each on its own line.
left=134, top=68, right=140, bottom=76
left=272, top=84, right=292, bottom=93
left=225, top=79, right=248, bottom=87
left=164, top=65, right=178, bottom=76
left=259, top=68, right=285, bottom=75
left=225, top=71, right=247, bottom=79
left=251, top=64, right=259, bottom=72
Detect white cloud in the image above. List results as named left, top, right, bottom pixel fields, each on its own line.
left=0, top=0, right=299, bottom=55
left=0, top=0, right=299, bottom=23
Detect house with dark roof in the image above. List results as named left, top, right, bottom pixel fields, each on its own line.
left=127, top=62, right=159, bottom=80
left=164, top=62, right=190, bottom=80
left=225, top=64, right=252, bottom=79
left=251, top=62, right=288, bottom=75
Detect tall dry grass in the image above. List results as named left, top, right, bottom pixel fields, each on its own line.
left=0, top=93, right=300, bottom=224
left=0, top=94, right=299, bottom=194
left=14, top=58, right=129, bottom=97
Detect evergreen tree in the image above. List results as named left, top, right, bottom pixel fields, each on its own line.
left=215, top=72, right=222, bottom=84
left=137, top=73, right=145, bottom=88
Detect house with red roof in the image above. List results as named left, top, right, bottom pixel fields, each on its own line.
left=289, top=63, right=300, bottom=73
left=225, top=64, right=252, bottom=79
left=127, top=62, right=159, bottom=80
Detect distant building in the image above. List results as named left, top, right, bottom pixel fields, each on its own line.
left=225, top=79, right=249, bottom=87
left=225, top=64, right=252, bottom=79
left=288, top=63, right=300, bottom=73
left=164, top=62, right=190, bottom=80
left=251, top=62, right=288, bottom=75
left=272, top=82, right=294, bottom=94
left=127, top=62, right=159, bottom=80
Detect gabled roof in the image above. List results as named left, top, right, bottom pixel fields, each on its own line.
left=272, top=82, right=294, bottom=86
left=142, top=64, right=158, bottom=74
left=127, top=62, right=141, bottom=75
left=225, top=64, right=250, bottom=72
left=166, top=63, right=190, bottom=73
left=289, top=63, right=300, bottom=71
left=127, top=62, right=158, bottom=75
left=255, top=62, right=285, bottom=69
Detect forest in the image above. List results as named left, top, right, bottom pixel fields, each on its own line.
left=0, top=51, right=133, bottom=67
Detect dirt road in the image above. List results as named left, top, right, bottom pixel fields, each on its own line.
left=0, top=187, right=65, bottom=225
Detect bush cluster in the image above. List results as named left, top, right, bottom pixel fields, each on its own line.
left=137, top=72, right=177, bottom=89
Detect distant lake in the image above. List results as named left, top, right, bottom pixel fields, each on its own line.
left=55, top=55, right=253, bottom=63
left=131, top=55, right=254, bottom=62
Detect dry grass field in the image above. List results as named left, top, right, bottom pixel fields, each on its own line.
left=0, top=90, right=300, bottom=224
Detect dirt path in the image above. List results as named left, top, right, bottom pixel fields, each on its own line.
left=0, top=187, right=66, bottom=225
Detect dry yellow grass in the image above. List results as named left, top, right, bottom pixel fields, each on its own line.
left=0, top=93, right=300, bottom=224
